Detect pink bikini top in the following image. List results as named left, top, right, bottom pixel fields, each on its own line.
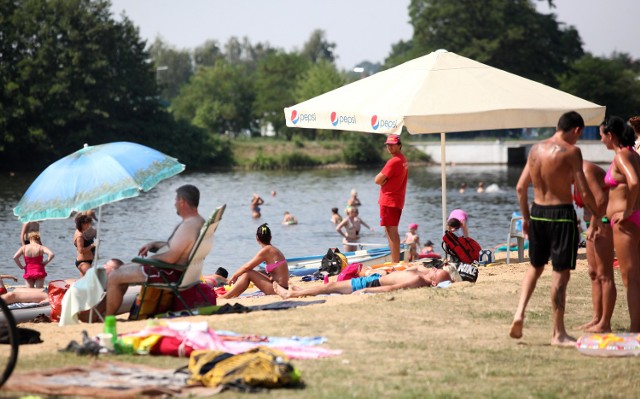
left=265, top=259, right=286, bottom=274
left=605, top=147, right=638, bottom=188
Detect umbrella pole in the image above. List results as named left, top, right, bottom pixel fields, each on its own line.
left=440, top=132, right=447, bottom=234
left=95, top=206, right=102, bottom=266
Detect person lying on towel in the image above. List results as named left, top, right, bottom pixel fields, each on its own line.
left=273, top=264, right=453, bottom=299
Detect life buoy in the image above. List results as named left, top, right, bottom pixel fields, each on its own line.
left=576, top=333, right=640, bottom=357
left=418, top=253, right=441, bottom=259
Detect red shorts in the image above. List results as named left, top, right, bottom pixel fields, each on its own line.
left=0, top=287, right=7, bottom=295
left=379, top=205, right=402, bottom=227
left=141, top=264, right=182, bottom=284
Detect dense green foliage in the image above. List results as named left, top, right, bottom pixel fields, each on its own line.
left=0, top=0, right=227, bottom=170
left=2, top=0, right=638, bottom=172
left=383, top=0, right=638, bottom=122
left=558, top=53, right=640, bottom=119
left=401, top=0, right=583, bottom=86
left=342, top=134, right=384, bottom=165
left=171, top=60, right=256, bottom=136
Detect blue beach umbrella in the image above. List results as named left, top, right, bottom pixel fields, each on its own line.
left=13, top=142, right=185, bottom=264
left=14, top=142, right=185, bottom=223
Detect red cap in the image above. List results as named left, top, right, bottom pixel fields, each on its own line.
left=384, top=135, right=401, bottom=145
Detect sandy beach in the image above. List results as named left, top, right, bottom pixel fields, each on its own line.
left=5, top=249, right=640, bottom=398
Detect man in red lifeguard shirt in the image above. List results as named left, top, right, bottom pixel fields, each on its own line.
left=375, top=134, right=408, bottom=263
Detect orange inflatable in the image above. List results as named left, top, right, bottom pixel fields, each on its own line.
left=359, top=262, right=408, bottom=277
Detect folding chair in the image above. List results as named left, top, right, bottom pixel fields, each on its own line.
left=506, top=215, right=525, bottom=265
left=131, top=204, right=226, bottom=315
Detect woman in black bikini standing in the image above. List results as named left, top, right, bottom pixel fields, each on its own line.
left=73, top=214, right=96, bottom=276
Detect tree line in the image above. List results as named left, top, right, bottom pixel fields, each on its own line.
left=1, top=0, right=638, bottom=171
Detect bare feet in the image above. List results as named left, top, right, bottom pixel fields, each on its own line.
left=273, top=282, right=291, bottom=299
left=550, top=334, right=577, bottom=347
left=585, top=323, right=611, bottom=334
left=509, top=319, right=524, bottom=339
left=577, top=319, right=598, bottom=331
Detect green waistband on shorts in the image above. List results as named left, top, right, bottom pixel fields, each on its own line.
left=530, top=216, right=575, bottom=223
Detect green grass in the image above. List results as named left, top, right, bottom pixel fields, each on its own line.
left=7, top=260, right=640, bottom=398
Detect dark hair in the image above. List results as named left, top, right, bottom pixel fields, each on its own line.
left=75, top=214, right=92, bottom=231
left=604, top=116, right=636, bottom=147
left=176, top=184, right=200, bottom=207
left=109, top=258, right=124, bottom=267
left=557, top=111, right=585, bottom=132
left=215, top=267, right=229, bottom=278
left=331, top=207, right=339, bottom=214
left=256, top=223, right=272, bottom=245
left=447, top=218, right=462, bottom=229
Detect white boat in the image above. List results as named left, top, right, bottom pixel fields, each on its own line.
left=266, top=245, right=407, bottom=277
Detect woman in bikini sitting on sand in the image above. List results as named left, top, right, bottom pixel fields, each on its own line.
left=221, top=223, right=289, bottom=299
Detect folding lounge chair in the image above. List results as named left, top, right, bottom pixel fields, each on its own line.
left=130, top=204, right=226, bottom=315
left=506, top=215, right=525, bottom=265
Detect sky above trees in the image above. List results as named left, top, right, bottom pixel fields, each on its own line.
left=109, top=0, right=639, bottom=70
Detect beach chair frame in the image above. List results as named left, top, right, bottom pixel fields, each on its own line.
left=131, top=204, right=226, bottom=316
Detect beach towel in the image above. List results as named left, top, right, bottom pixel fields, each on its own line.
left=3, top=360, right=220, bottom=398
left=121, top=321, right=342, bottom=359
left=59, top=267, right=107, bottom=326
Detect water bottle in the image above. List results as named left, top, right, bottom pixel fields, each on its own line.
left=104, top=315, right=117, bottom=344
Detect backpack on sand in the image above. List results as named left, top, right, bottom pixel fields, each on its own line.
left=442, top=231, right=481, bottom=264
left=185, top=346, right=301, bottom=392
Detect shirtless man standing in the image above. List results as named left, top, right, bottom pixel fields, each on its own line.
left=509, top=111, right=602, bottom=346
left=105, top=184, right=205, bottom=316
left=273, top=265, right=452, bottom=298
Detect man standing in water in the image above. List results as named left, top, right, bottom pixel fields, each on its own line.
left=375, top=134, right=408, bottom=263
left=510, top=111, right=602, bottom=346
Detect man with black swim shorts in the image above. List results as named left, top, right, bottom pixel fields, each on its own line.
left=510, top=111, right=603, bottom=347
left=273, top=266, right=452, bottom=299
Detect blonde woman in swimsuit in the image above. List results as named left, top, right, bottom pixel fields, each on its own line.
left=221, top=223, right=289, bottom=299
left=601, top=116, right=640, bottom=332
left=336, top=206, right=373, bottom=252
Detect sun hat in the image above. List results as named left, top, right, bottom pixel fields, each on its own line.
left=409, top=223, right=418, bottom=230
left=384, top=135, right=401, bottom=145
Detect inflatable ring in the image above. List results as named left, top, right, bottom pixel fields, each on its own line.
left=576, top=333, right=640, bottom=357
left=495, top=241, right=529, bottom=252
left=418, top=253, right=442, bottom=259
left=359, top=262, right=408, bottom=276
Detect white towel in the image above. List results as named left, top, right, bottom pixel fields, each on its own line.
left=59, top=267, right=107, bottom=326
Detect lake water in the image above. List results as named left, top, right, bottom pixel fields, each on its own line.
left=0, top=165, right=526, bottom=281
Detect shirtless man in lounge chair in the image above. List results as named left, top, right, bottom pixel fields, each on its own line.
left=273, top=265, right=453, bottom=299
left=509, top=111, right=602, bottom=347
left=105, top=184, right=205, bottom=316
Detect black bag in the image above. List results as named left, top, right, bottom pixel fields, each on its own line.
left=0, top=326, right=43, bottom=345
left=455, top=262, right=479, bottom=283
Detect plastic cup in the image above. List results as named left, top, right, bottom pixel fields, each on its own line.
left=96, top=333, right=114, bottom=350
